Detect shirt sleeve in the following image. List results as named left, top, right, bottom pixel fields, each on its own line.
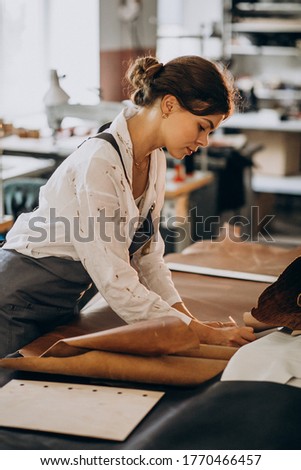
left=131, top=226, right=183, bottom=307
left=71, top=152, right=190, bottom=325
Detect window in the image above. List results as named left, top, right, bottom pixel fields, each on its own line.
left=0, top=0, right=99, bottom=120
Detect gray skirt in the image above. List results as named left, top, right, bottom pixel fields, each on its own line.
left=0, top=249, right=93, bottom=357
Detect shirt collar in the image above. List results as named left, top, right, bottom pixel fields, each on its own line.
left=109, top=106, right=135, bottom=186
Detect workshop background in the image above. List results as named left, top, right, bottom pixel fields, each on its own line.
left=1, top=0, right=301, bottom=250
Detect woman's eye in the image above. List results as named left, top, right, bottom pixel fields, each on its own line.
left=199, top=125, right=205, bottom=132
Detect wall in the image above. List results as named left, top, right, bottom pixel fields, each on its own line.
left=99, top=0, right=157, bottom=101
left=157, top=0, right=223, bottom=62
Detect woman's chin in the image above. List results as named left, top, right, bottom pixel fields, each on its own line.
left=169, top=151, right=186, bottom=160
left=165, top=147, right=187, bottom=160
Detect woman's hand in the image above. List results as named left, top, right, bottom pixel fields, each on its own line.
left=171, top=302, right=256, bottom=346
left=190, top=319, right=256, bottom=347
left=243, top=311, right=278, bottom=331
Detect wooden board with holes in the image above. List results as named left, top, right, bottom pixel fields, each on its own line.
left=0, top=380, right=164, bottom=441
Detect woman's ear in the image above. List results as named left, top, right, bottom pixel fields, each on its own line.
left=161, top=95, right=180, bottom=115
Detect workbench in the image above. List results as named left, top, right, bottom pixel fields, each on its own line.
left=1, top=238, right=300, bottom=450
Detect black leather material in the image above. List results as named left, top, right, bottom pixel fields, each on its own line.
left=0, top=368, right=300, bottom=450
left=126, top=380, right=301, bottom=450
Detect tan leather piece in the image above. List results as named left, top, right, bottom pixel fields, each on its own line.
left=175, top=344, right=238, bottom=360
left=41, top=316, right=199, bottom=358
left=0, top=351, right=228, bottom=387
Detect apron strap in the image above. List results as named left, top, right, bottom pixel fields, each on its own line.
left=92, top=127, right=130, bottom=187
left=90, top=127, right=155, bottom=256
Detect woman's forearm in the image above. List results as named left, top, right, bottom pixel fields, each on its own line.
left=172, top=302, right=196, bottom=320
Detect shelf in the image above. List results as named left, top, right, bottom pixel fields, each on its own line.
left=255, top=88, right=301, bottom=101
left=221, top=110, right=301, bottom=133
left=228, top=44, right=301, bottom=56
left=224, top=1, right=301, bottom=89
left=232, top=21, right=301, bottom=33
left=157, top=34, right=204, bottom=39
left=235, top=2, right=301, bottom=15
left=232, top=19, right=301, bottom=33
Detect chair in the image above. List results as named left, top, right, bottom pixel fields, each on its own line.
left=4, top=178, right=47, bottom=220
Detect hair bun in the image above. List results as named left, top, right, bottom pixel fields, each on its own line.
left=127, top=56, right=163, bottom=89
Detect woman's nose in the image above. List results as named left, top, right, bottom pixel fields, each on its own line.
left=197, top=133, right=209, bottom=148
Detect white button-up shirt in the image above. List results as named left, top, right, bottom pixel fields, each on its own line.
left=4, top=107, right=191, bottom=325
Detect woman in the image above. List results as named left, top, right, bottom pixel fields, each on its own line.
left=0, top=55, right=255, bottom=357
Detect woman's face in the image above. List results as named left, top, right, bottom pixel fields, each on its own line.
left=161, top=96, right=225, bottom=160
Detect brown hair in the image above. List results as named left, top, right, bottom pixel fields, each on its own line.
left=126, top=55, right=239, bottom=119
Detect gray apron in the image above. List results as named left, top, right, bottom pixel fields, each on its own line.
left=0, top=131, right=154, bottom=357
left=0, top=249, right=93, bottom=357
